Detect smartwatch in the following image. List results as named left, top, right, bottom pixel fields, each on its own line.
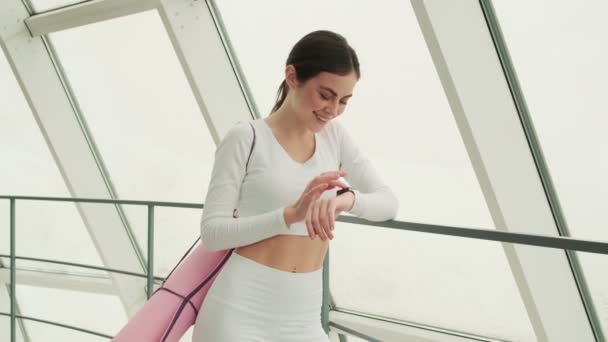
left=336, top=187, right=354, bottom=197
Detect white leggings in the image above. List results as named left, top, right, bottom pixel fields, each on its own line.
left=192, top=251, right=330, bottom=342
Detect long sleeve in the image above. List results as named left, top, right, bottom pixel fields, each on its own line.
left=336, top=121, right=399, bottom=221
left=200, top=122, right=290, bottom=251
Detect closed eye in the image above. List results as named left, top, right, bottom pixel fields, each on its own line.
left=320, top=90, right=349, bottom=105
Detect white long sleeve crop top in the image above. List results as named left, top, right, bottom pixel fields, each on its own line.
left=200, top=117, right=399, bottom=251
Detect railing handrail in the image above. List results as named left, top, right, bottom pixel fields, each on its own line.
left=338, top=216, right=608, bottom=255
left=3, top=194, right=608, bottom=342
left=2, top=194, right=606, bottom=254
left=0, top=195, right=204, bottom=209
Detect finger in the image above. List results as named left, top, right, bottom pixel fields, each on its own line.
left=311, top=201, right=320, bottom=240
left=322, top=200, right=333, bottom=239
left=305, top=173, right=334, bottom=192
left=324, top=180, right=349, bottom=190
left=307, top=185, right=327, bottom=212
left=305, top=172, right=346, bottom=194
left=328, top=200, right=337, bottom=232
left=320, top=170, right=347, bottom=177
left=319, top=199, right=329, bottom=239
left=305, top=204, right=315, bottom=240
left=306, top=199, right=319, bottom=240
left=312, top=201, right=327, bottom=241
left=313, top=172, right=347, bottom=186
left=306, top=183, right=328, bottom=200
left=318, top=172, right=346, bottom=182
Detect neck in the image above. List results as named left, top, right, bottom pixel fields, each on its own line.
left=267, top=107, right=314, bottom=138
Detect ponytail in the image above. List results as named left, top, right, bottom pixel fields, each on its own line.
left=271, top=80, right=288, bottom=114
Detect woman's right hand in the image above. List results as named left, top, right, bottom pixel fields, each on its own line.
left=285, top=171, right=348, bottom=227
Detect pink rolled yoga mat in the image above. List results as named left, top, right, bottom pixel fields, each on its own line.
left=112, top=244, right=233, bottom=342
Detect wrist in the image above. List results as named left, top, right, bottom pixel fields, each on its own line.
left=283, top=206, right=297, bottom=227
left=337, top=190, right=355, bottom=212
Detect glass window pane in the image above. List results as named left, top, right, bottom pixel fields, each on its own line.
left=48, top=10, right=214, bottom=204
left=216, top=0, right=534, bottom=340
left=48, top=10, right=215, bottom=275
left=0, top=48, right=104, bottom=272
left=26, top=0, right=86, bottom=13
left=493, top=0, right=608, bottom=335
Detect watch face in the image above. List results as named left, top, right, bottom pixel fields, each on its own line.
left=337, top=187, right=350, bottom=196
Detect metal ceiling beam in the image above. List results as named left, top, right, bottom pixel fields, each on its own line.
left=25, top=0, right=158, bottom=36
left=157, top=0, right=258, bottom=142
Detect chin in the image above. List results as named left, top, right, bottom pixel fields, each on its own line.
left=312, top=112, right=330, bottom=127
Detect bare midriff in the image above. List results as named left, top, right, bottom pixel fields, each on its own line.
left=235, top=234, right=329, bottom=273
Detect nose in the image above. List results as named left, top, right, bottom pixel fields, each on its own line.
left=325, top=99, right=339, bottom=117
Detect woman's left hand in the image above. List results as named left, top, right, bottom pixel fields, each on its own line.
left=305, top=193, right=354, bottom=241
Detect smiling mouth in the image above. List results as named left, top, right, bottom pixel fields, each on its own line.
left=314, top=112, right=329, bottom=123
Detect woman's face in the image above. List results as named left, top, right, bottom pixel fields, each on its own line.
left=286, top=67, right=358, bottom=131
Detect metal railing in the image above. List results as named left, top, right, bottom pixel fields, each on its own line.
left=1, top=195, right=203, bottom=341
left=2, top=195, right=608, bottom=342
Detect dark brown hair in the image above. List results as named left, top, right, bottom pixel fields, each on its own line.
left=271, top=30, right=360, bottom=113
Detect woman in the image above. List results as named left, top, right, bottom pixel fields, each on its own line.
left=192, top=30, right=398, bottom=341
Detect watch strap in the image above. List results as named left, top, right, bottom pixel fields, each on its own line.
left=337, top=187, right=354, bottom=196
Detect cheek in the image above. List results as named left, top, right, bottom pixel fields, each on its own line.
left=312, top=94, right=328, bottom=109
left=301, top=92, right=323, bottom=110
left=294, top=91, right=316, bottom=110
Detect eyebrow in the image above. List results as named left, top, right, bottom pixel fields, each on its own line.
left=320, top=86, right=352, bottom=99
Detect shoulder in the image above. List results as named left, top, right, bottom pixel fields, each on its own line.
left=217, top=120, right=256, bottom=150
left=223, top=120, right=255, bottom=140
left=226, top=120, right=254, bottom=135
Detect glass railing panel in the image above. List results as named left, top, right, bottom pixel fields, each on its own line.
left=12, top=201, right=105, bottom=275
left=331, top=222, right=534, bottom=341
left=21, top=317, right=110, bottom=342
left=15, top=283, right=125, bottom=339
left=153, top=206, right=202, bottom=279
